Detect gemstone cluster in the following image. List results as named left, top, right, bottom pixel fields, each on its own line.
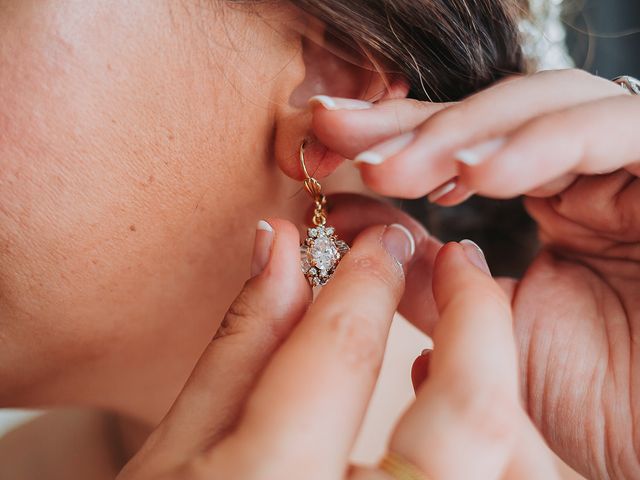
left=300, top=225, right=349, bottom=286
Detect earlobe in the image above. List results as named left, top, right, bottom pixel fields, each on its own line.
left=273, top=18, right=409, bottom=181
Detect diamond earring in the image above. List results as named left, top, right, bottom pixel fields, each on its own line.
left=299, top=141, right=349, bottom=287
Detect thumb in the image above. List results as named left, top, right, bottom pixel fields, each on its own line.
left=125, top=219, right=311, bottom=474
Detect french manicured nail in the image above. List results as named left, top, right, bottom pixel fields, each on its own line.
left=382, top=223, right=416, bottom=267
left=354, top=131, right=415, bottom=165
left=427, top=180, right=457, bottom=203
left=455, top=138, right=506, bottom=166
left=251, top=220, right=274, bottom=277
left=460, top=239, right=491, bottom=275
left=308, top=95, right=373, bottom=111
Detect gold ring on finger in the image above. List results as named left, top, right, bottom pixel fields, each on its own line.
left=378, top=451, right=430, bottom=480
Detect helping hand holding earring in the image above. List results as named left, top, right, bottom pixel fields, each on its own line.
left=299, top=141, right=349, bottom=287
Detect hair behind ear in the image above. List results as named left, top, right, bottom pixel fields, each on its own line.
left=288, top=0, right=527, bottom=101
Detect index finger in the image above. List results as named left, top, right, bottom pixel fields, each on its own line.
left=310, top=96, right=449, bottom=160
left=225, top=224, right=414, bottom=473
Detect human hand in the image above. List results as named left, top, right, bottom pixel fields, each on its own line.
left=118, top=218, right=410, bottom=479
left=310, top=69, right=640, bottom=479
left=117, top=217, right=555, bottom=479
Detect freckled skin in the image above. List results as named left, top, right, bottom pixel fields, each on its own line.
left=0, top=0, right=318, bottom=423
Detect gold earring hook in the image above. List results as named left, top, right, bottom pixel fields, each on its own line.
left=299, top=140, right=312, bottom=180
left=299, top=140, right=327, bottom=226
left=300, top=140, right=323, bottom=199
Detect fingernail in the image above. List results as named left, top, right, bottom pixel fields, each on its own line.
left=308, top=95, right=373, bottom=111
left=455, top=138, right=506, bottom=166
left=420, top=348, right=432, bottom=356
left=460, top=239, right=491, bottom=275
left=427, top=180, right=457, bottom=202
left=382, top=223, right=415, bottom=267
left=251, top=220, right=274, bottom=277
left=354, top=131, right=415, bottom=165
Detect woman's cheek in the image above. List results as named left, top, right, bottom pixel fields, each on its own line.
left=0, top=0, right=291, bottom=408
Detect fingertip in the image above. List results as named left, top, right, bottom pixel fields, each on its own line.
left=330, top=223, right=406, bottom=296
left=459, top=239, right=490, bottom=276
left=258, top=218, right=310, bottom=296
left=411, top=348, right=432, bottom=392
left=433, top=241, right=462, bottom=272
left=432, top=242, right=484, bottom=306
left=434, top=241, right=489, bottom=274
left=262, top=218, right=300, bottom=259
left=263, top=217, right=299, bottom=239
left=432, top=242, right=509, bottom=322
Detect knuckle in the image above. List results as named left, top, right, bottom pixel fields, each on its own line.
left=176, top=458, right=212, bottom=480
left=445, top=383, right=520, bottom=443
left=349, top=252, right=403, bottom=290
left=215, top=281, right=257, bottom=339
left=399, top=97, right=432, bottom=111
left=387, top=98, right=448, bottom=123
left=325, top=308, right=386, bottom=377
left=417, top=103, right=466, bottom=138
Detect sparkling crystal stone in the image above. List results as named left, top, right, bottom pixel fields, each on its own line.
left=310, top=236, right=338, bottom=272
left=300, top=245, right=312, bottom=273
left=300, top=223, right=349, bottom=287
left=335, top=240, right=349, bottom=256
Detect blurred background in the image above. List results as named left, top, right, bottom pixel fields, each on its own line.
left=565, top=0, right=640, bottom=78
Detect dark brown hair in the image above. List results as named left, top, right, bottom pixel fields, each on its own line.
left=289, top=0, right=528, bottom=101
left=285, top=0, right=535, bottom=275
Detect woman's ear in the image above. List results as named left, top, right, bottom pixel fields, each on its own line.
left=289, top=29, right=406, bottom=106
left=271, top=16, right=409, bottom=181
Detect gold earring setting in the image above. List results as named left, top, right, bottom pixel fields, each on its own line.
left=299, top=141, right=349, bottom=287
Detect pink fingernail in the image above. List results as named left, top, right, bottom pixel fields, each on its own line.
left=427, top=180, right=456, bottom=203
left=460, top=239, right=491, bottom=275
left=455, top=138, right=506, bottom=166
left=251, top=220, right=274, bottom=277
left=308, top=95, right=373, bottom=111
left=354, top=131, right=415, bottom=165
